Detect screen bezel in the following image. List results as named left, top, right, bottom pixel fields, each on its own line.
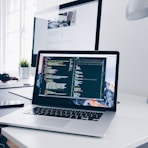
left=32, top=50, right=119, bottom=112
left=31, top=0, right=103, bottom=67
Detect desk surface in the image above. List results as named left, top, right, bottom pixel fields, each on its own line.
left=1, top=93, right=148, bottom=148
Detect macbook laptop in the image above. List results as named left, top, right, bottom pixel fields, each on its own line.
left=0, top=50, right=119, bottom=137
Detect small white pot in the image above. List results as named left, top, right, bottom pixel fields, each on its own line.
left=19, top=67, right=30, bottom=79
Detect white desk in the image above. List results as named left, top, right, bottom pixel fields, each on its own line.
left=2, top=93, right=148, bottom=148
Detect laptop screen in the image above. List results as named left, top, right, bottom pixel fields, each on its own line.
left=33, top=51, right=119, bottom=111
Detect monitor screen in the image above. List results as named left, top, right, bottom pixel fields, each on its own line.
left=31, top=0, right=102, bottom=67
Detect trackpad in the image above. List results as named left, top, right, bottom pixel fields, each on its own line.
left=35, top=117, right=69, bottom=128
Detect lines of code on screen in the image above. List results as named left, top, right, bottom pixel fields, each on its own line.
left=39, top=56, right=106, bottom=100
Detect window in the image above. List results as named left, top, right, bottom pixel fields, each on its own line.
left=0, top=0, right=6, bottom=72
left=0, top=0, right=37, bottom=72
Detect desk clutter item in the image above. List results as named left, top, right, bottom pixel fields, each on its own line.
left=9, top=87, right=33, bottom=100
left=0, top=80, right=32, bottom=89
left=0, top=100, right=24, bottom=108
left=0, top=73, right=18, bottom=83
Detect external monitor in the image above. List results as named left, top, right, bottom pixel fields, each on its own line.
left=31, top=0, right=102, bottom=67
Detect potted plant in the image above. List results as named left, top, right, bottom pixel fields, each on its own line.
left=19, top=59, right=30, bottom=79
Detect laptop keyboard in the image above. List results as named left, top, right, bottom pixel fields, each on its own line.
left=24, top=107, right=103, bottom=121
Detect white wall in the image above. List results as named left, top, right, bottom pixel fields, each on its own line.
left=99, top=0, right=148, bottom=97
left=37, top=0, right=148, bottom=97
